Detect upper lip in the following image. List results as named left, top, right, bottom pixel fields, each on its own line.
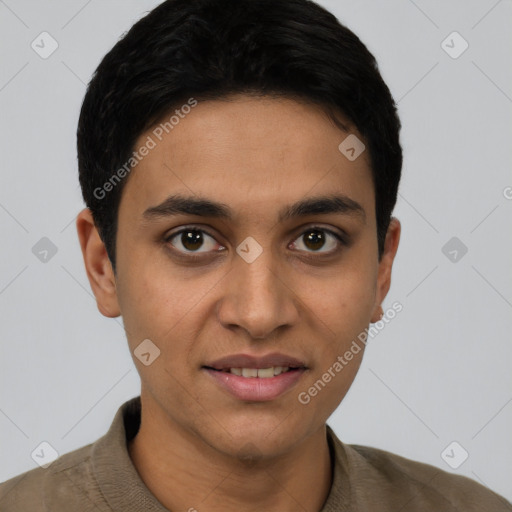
left=204, top=353, right=307, bottom=370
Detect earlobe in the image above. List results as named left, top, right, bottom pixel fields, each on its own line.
left=372, top=217, right=401, bottom=322
left=76, top=208, right=121, bottom=318
left=370, top=305, right=384, bottom=324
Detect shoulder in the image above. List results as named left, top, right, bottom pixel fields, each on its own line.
left=0, top=441, right=109, bottom=512
left=340, top=439, right=512, bottom=510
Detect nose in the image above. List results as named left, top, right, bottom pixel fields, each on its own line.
left=216, top=249, right=300, bottom=340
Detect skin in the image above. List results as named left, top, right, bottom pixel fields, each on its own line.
left=77, top=94, right=400, bottom=512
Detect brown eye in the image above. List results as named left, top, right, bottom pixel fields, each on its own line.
left=181, top=230, right=204, bottom=251
left=167, top=228, right=223, bottom=253
left=290, top=227, right=343, bottom=254
left=302, top=229, right=326, bottom=251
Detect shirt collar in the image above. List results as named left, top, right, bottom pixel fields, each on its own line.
left=91, top=396, right=168, bottom=511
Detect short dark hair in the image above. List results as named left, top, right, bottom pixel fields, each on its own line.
left=77, top=0, right=402, bottom=270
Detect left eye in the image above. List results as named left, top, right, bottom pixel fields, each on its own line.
left=290, top=228, right=342, bottom=253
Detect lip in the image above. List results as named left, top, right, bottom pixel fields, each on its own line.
left=204, top=352, right=307, bottom=370
left=202, top=352, right=308, bottom=402
left=203, top=367, right=307, bottom=401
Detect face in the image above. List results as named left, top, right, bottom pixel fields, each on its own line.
left=80, top=94, right=400, bottom=459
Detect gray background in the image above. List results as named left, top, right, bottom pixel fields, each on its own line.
left=1, top=0, right=511, bottom=502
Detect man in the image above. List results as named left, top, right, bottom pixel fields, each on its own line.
left=1, top=0, right=510, bottom=510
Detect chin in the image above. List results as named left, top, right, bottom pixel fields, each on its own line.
left=200, top=415, right=303, bottom=460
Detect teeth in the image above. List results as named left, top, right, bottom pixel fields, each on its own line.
left=257, top=367, right=274, bottom=378
left=228, top=367, right=291, bottom=377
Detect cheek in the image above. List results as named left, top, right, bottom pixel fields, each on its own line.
left=296, top=250, right=377, bottom=402
left=116, top=257, right=220, bottom=361
left=302, top=265, right=377, bottom=342
left=115, top=258, right=178, bottom=343
left=115, top=269, right=203, bottom=402
left=296, top=342, right=365, bottom=428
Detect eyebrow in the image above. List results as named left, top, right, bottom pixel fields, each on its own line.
left=143, top=193, right=366, bottom=224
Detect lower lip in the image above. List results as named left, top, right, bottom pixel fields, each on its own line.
left=203, top=368, right=306, bottom=401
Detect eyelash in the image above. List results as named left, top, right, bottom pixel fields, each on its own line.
left=163, top=225, right=347, bottom=261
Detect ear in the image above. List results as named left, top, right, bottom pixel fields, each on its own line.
left=370, top=217, right=401, bottom=323
left=76, top=208, right=121, bottom=318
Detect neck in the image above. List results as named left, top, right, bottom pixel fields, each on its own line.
left=128, top=396, right=333, bottom=512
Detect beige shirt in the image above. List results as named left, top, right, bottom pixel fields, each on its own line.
left=1, top=396, right=510, bottom=511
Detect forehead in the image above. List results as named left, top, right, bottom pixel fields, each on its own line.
left=119, top=95, right=375, bottom=225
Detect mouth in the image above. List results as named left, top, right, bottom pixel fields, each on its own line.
left=202, top=357, right=307, bottom=401
left=203, top=365, right=302, bottom=378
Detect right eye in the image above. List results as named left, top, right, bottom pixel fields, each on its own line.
left=165, top=227, right=225, bottom=254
